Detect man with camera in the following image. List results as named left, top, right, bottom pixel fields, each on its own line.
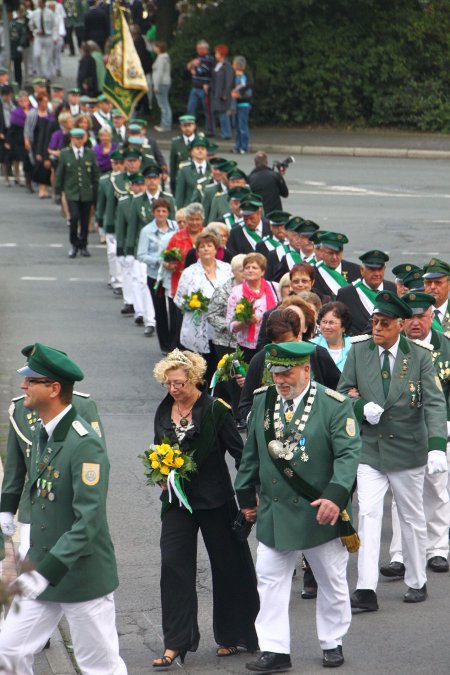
left=248, top=151, right=290, bottom=214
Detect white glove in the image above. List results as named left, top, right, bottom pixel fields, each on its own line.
left=427, top=450, right=448, bottom=475
left=0, top=512, right=16, bottom=536
left=363, top=402, right=385, bottom=425
left=15, top=571, right=49, bottom=599
left=447, top=421, right=450, bottom=437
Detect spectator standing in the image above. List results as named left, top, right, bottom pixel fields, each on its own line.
left=28, top=0, right=58, bottom=81
left=211, top=44, right=234, bottom=140
left=77, top=41, right=99, bottom=96
left=4, top=91, right=31, bottom=188
left=83, top=0, right=109, bottom=52
left=152, top=41, right=172, bottom=132
left=9, top=10, right=28, bottom=86
left=248, top=151, right=289, bottom=214
left=64, top=0, right=85, bottom=56
left=20, top=1, right=34, bottom=80
left=26, top=91, right=55, bottom=198
left=88, top=40, right=106, bottom=91
left=186, top=39, right=215, bottom=136
left=130, top=24, right=154, bottom=114
left=94, top=126, right=117, bottom=173
left=231, top=55, right=253, bottom=154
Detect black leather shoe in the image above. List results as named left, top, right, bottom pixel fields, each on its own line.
left=427, top=556, right=449, bottom=573
left=121, top=304, right=135, bottom=315
left=350, top=589, right=378, bottom=611
left=79, top=248, right=91, bottom=257
left=380, top=561, right=405, bottom=578
left=246, top=651, right=292, bottom=672
left=323, top=646, right=344, bottom=668
left=301, top=586, right=317, bottom=599
left=403, top=584, right=427, bottom=603
left=144, top=326, right=155, bottom=337
left=134, top=316, right=144, bottom=325
left=68, top=247, right=77, bottom=258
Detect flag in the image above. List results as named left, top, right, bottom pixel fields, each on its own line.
left=103, top=4, right=148, bottom=119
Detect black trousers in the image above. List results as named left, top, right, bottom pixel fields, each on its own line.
left=65, top=26, right=85, bottom=55
left=160, top=501, right=259, bottom=653
left=148, top=277, right=179, bottom=353
left=68, top=200, right=91, bottom=250
left=212, top=344, right=244, bottom=419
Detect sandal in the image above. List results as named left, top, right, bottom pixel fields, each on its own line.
left=153, top=649, right=186, bottom=669
left=216, top=645, right=239, bottom=657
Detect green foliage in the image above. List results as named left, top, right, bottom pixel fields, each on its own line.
left=169, top=0, right=450, bottom=130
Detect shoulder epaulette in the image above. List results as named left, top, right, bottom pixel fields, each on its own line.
left=118, top=194, right=129, bottom=201
left=11, top=394, right=25, bottom=402
left=325, top=388, right=345, bottom=402
left=215, top=397, right=231, bottom=410
left=214, top=191, right=224, bottom=198
left=100, top=174, right=109, bottom=181
left=132, top=193, right=142, bottom=198
left=444, top=331, right=450, bottom=339
left=351, top=334, right=371, bottom=343
left=72, top=420, right=88, bottom=436
left=253, top=385, right=269, bottom=395
left=179, top=161, right=190, bottom=169
left=412, top=338, right=433, bottom=351
left=73, top=390, right=90, bottom=398
left=161, top=191, right=174, bottom=198
left=172, top=135, right=182, bottom=141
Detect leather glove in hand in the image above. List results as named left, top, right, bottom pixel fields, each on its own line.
left=0, top=512, right=16, bottom=536
left=15, top=571, right=49, bottom=599
left=363, top=402, right=384, bottom=425
left=427, top=450, right=448, bottom=475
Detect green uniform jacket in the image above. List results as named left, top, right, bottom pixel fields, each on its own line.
left=430, top=329, right=450, bottom=422
left=201, top=182, right=222, bottom=222
left=1, top=393, right=105, bottom=525
left=175, top=160, right=212, bottom=208
left=54, top=147, right=100, bottom=202
left=6, top=407, right=118, bottom=602
left=115, top=194, right=133, bottom=256
left=234, top=383, right=361, bottom=550
left=126, top=191, right=176, bottom=256
left=94, top=173, right=111, bottom=230
left=169, top=135, right=191, bottom=193
left=209, top=191, right=231, bottom=222
left=338, top=334, right=447, bottom=472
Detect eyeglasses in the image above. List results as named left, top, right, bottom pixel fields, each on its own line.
left=24, top=378, right=54, bottom=386
left=320, top=320, right=340, bottom=327
left=163, top=380, right=188, bottom=390
left=371, top=317, right=399, bottom=328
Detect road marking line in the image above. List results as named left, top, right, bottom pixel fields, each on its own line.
left=291, top=189, right=450, bottom=199
left=68, top=278, right=104, bottom=282
left=0, top=243, right=17, bottom=247
left=21, top=276, right=57, bottom=281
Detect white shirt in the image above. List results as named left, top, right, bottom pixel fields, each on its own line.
left=183, top=134, right=195, bottom=145
left=423, top=331, right=432, bottom=344
left=193, top=161, right=207, bottom=174
left=434, top=300, right=448, bottom=323
left=146, top=190, right=160, bottom=202
left=254, top=220, right=263, bottom=238
left=378, top=337, right=400, bottom=373
left=282, top=384, right=310, bottom=412
left=363, top=279, right=383, bottom=292
left=73, top=147, right=84, bottom=159
left=43, top=404, right=72, bottom=439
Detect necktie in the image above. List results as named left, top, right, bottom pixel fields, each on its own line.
left=381, top=350, right=391, bottom=397
left=38, top=424, right=48, bottom=454
left=434, top=309, right=441, bottom=325
left=284, top=399, right=294, bottom=423
left=198, top=166, right=203, bottom=176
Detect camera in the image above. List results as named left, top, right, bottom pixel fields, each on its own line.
left=272, top=155, right=295, bottom=173
left=231, top=359, right=247, bottom=377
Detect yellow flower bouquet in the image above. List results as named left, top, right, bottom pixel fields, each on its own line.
left=181, top=290, right=210, bottom=325
left=211, top=348, right=249, bottom=386
left=232, top=296, right=254, bottom=323
left=161, top=246, right=183, bottom=263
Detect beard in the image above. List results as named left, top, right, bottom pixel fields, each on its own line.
left=275, top=383, right=298, bottom=399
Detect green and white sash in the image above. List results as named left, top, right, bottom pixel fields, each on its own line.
left=242, top=225, right=263, bottom=249
left=262, top=235, right=285, bottom=253
left=303, top=253, right=316, bottom=266
left=353, top=279, right=379, bottom=316
left=286, top=250, right=302, bottom=270
left=316, top=261, right=349, bottom=296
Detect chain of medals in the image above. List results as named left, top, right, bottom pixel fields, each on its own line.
left=35, top=423, right=57, bottom=502
left=272, top=382, right=317, bottom=462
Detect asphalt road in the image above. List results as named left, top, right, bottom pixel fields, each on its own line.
left=1, top=154, right=450, bottom=674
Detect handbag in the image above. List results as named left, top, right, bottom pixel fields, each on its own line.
left=231, top=510, right=253, bottom=542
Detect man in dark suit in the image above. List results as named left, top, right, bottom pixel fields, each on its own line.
left=248, top=151, right=289, bottom=214
left=312, top=231, right=360, bottom=300
left=255, top=210, right=290, bottom=261
left=337, top=250, right=396, bottom=336
left=226, top=193, right=270, bottom=258
left=271, top=219, right=319, bottom=282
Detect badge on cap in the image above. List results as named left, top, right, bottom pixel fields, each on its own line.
left=383, top=293, right=389, bottom=300
left=82, top=463, right=100, bottom=486
left=405, top=265, right=411, bottom=272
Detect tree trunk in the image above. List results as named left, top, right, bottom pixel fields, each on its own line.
left=156, top=0, right=177, bottom=45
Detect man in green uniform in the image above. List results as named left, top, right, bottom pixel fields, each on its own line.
left=381, top=291, right=450, bottom=578
left=169, top=114, right=197, bottom=194
left=338, top=291, right=448, bottom=611
left=423, top=257, right=450, bottom=333
left=54, top=127, right=100, bottom=259
left=175, top=136, right=212, bottom=207
left=235, top=340, right=361, bottom=672
left=208, top=166, right=248, bottom=222
left=201, top=157, right=234, bottom=222
left=0, top=343, right=127, bottom=674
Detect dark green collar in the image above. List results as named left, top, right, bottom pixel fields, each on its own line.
left=430, top=329, right=441, bottom=350
left=369, top=334, right=410, bottom=353
left=53, top=406, right=77, bottom=442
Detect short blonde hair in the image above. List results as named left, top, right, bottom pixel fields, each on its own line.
left=98, top=125, right=112, bottom=137
left=279, top=272, right=291, bottom=290
left=153, top=349, right=206, bottom=385
left=58, top=111, right=72, bottom=126
left=231, top=253, right=246, bottom=273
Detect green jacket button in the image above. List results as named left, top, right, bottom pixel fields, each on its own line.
left=293, top=498, right=299, bottom=504
left=389, top=434, right=394, bottom=438
left=31, top=500, right=35, bottom=505
left=42, top=546, right=48, bottom=552
left=41, top=524, right=47, bottom=530
left=41, top=504, right=46, bottom=510
left=272, top=478, right=277, bottom=484
left=273, top=497, right=278, bottom=502
left=378, top=433, right=383, bottom=438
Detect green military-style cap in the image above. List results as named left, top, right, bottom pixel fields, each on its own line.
left=124, top=149, right=141, bottom=160
left=129, top=172, right=145, bottom=185
left=297, top=220, right=320, bottom=237
left=179, top=114, right=196, bottom=124
left=18, top=343, right=84, bottom=383
left=143, top=163, right=161, bottom=177
left=240, top=193, right=263, bottom=214
left=70, top=128, right=86, bottom=138
left=310, top=230, right=323, bottom=245
left=228, top=186, right=251, bottom=202
left=127, top=123, right=143, bottom=133
left=210, top=157, right=235, bottom=172
left=110, top=149, right=125, bottom=161
left=127, top=135, right=145, bottom=146
left=80, top=95, right=95, bottom=104
left=0, top=67, right=9, bottom=75
left=97, top=94, right=108, bottom=102
left=265, top=341, right=316, bottom=373
left=285, top=216, right=306, bottom=233
left=190, top=136, right=209, bottom=149
left=32, top=77, right=46, bottom=85
left=402, top=291, right=435, bottom=315
left=52, top=83, right=64, bottom=91
left=132, top=118, right=147, bottom=127
left=227, top=167, right=248, bottom=181
left=68, top=87, right=80, bottom=95
left=268, top=210, right=291, bottom=226
left=403, top=268, right=424, bottom=291
left=318, top=231, right=349, bottom=251
left=422, top=257, right=450, bottom=279
left=112, top=108, right=124, bottom=117
left=373, top=290, right=412, bottom=319
left=391, top=263, right=421, bottom=282
left=359, top=250, right=389, bottom=268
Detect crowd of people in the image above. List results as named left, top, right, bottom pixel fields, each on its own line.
left=0, top=14, right=449, bottom=675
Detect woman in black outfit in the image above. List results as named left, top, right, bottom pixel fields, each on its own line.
left=152, top=349, right=259, bottom=670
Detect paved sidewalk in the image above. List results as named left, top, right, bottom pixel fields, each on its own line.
left=0, top=460, right=76, bottom=674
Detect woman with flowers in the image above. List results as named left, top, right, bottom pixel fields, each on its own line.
left=226, top=252, right=280, bottom=362
left=174, top=230, right=232, bottom=383
left=151, top=349, right=259, bottom=669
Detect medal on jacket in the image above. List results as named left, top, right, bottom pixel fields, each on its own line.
left=409, top=381, right=417, bottom=408
left=271, top=382, right=317, bottom=462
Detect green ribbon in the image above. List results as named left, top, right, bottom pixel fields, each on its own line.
left=243, top=226, right=263, bottom=243
left=353, top=279, right=378, bottom=304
